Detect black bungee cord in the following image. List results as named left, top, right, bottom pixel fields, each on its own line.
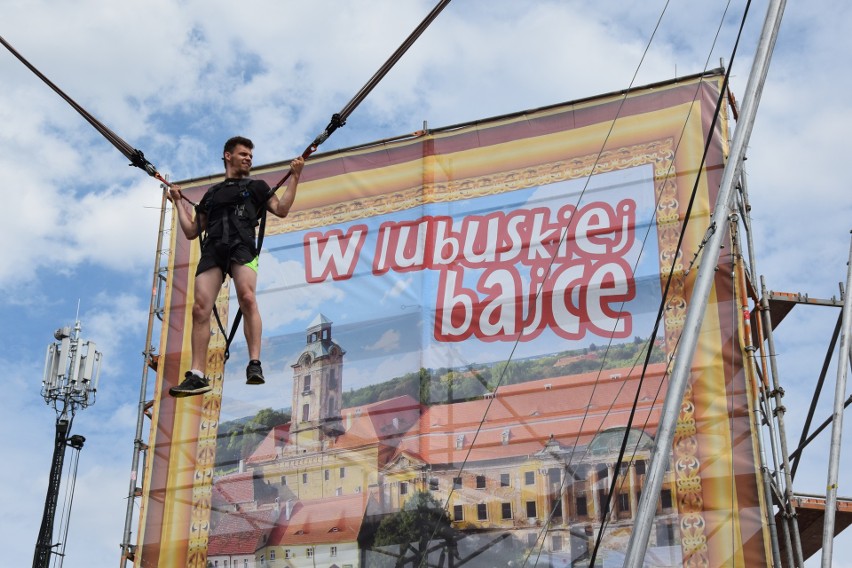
left=2, top=1, right=453, bottom=363
left=0, top=33, right=170, bottom=188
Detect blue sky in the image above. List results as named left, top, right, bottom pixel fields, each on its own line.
left=1, top=1, right=850, bottom=567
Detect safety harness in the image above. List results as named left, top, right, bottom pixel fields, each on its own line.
left=196, top=178, right=261, bottom=258
left=195, top=178, right=268, bottom=361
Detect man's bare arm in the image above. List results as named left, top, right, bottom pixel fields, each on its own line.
left=268, top=156, right=305, bottom=218
left=167, top=184, right=204, bottom=240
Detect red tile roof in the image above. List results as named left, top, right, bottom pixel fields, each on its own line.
left=208, top=507, right=278, bottom=555
left=267, top=493, right=370, bottom=546
left=212, top=471, right=256, bottom=507
left=246, top=424, right=291, bottom=464
left=394, top=364, right=667, bottom=464
left=332, top=395, right=421, bottom=453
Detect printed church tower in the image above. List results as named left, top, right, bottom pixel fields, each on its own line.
left=290, top=314, right=345, bottom=449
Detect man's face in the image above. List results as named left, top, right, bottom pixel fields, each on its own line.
left=224, top=144, right=253, bottom=176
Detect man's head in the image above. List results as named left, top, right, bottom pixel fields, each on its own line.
left=223, top=135, right=254, bottom=178
left=224, top=136, right=253, bottom=157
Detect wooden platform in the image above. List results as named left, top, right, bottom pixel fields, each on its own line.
left=775, top=494, right=852, bottom=563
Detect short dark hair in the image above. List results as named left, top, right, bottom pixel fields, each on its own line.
left=223, top=136, right=254, bottom=156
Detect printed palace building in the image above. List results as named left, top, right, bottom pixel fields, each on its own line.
left=206, top=315, right=679, bottom=568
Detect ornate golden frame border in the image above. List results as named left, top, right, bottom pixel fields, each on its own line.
left=184, top=284, right=229, bottom=567
left=180, top=137, right=711, bottom=566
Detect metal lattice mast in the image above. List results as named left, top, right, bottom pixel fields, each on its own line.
left=33, top=321, right=102, bottom=568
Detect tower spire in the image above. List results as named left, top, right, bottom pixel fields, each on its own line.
left=291, top=314, right=346, bottom=449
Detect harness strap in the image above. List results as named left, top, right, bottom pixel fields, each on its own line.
left=212, top=303, right=242, bottom=362
left=205, top=178, right=265, bottom=361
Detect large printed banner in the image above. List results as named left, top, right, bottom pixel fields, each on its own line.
left=138, top=72, right=771, bottom=567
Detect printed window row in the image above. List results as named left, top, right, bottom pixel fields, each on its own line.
left=281, top=467, right=346, bottom=485
left=281, top=546, right=338, bottom=558
left=433, top=471, right=533, bottom=491
left=451, top=501, right=529, bottom=521
left=449, top=488, right=673, bottom=522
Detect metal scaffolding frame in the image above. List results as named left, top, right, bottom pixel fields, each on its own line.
left=739, top=170, right=851, bottom=567
left=119, top=186, right=171, bottom=567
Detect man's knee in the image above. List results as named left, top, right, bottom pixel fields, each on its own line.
left=192, top=298, right=214, bottom=322
left=236, top=288, right=257, bottom=311
left=192, top=267, right=225, bottom=321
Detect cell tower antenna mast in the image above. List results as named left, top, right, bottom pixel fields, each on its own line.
left=33, top=319, right=102, bottom=568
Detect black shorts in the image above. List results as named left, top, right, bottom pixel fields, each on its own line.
left=196, top=238, right=257, bottom=277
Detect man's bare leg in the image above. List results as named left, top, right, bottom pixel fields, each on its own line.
left=169, top=267, right=224, bottom=397
left=191, top=267, right=225, bottom=372
left=231, top=262, right=264, bottom=384
left=231, top=263, right=261, bottom=359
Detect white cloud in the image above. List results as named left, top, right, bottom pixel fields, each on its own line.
left=364, top=328, right=401, bottom=353
left=381, top=275, right=415, bottom=304
left=80, top=293, right=150, bottom=375
left=343, top=349, right=423, bottom=391
left=254, top=254, right=345, bottom=332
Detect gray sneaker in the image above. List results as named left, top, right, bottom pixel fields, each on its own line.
left=169, top=372, right=211, bottom=397
left=246, top=360, right=265, bottom=385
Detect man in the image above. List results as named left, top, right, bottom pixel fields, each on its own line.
left=166, top=136, right=305, bottom=397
